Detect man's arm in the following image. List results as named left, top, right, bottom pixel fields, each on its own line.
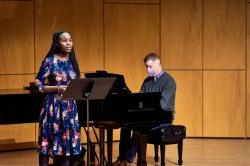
left=160, top=78, right=176, bottom=112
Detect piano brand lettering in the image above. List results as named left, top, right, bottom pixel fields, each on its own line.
left=128, top=101, right=155, bottom=112
left=139, top=102, right=143, bottom=109
left=127, top=107, right=155, bottom=112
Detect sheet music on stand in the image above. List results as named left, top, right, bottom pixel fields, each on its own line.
left=62, top=77, right=116, bottom=166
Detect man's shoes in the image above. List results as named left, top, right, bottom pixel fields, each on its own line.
left=112, top=159, right=120, bottom=166
left=121, top=160, right=131, bottom=166
left=112, top=159, right=131, bottom=166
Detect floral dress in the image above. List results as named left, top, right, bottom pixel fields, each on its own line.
left=35, top=55, right=81, bottom=156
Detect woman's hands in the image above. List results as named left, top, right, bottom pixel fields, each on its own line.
left=57, top=85, right=67, bottom=94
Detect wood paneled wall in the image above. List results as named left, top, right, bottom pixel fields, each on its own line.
left=248, top=69, right=250, bottom=137
left=104, top=0, right=159, bottom=3
left=247, top=3, right=250, bottom=138
left=0, top=1, right=34, bottom=75
left=202, top=0, right=246, bottom=137
left=203, top=0, right=246, bottom=69
left=203, top=71, right=246, bottom=137
left=104, top=3, right=159, bottom=91
left=0, top=1, right=35, bottom=147
left=168, top=71, right=203, bottom=137
left=0, top=1, right=34, bottom=91
left=161, top=0, right=202, bottom=69
left=35, top=0, right=104, bottom=73
left=0, top=123, right=36, bottom=143
left=160, top=0, right=203, bottom=137
left=0, top=0, right=249, bottom=149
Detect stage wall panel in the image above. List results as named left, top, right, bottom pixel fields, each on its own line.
left=161, top=0, right=202, bottom=69
left=0, top=1, right=34, bottom=74
left=104, top=3, right=160, bottom=92
left=168, top=70, right=203, bottom=137
left=35, top=0, right=104, bottom=73
left=203, top=71, right=246, bottom=137
left=203, top=0, right=246, bottom=69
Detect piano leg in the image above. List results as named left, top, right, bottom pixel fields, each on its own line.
left=100, top=128, right=105, bottom=166
left=135, top=133, right=147, bottom=166
left=107, top=129, right=113, bottom=166
left=90, top=143, right=96, bottom=164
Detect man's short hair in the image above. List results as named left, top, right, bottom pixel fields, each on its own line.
left=143, top=53, right=160, bottom=63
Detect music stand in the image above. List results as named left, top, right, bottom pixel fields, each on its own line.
left=62, top=77, right=116, bottom=166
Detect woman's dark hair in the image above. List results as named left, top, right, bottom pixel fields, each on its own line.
left=143, top=52, right=160, bottom=63
left=46, top=31, right=81, bottom=78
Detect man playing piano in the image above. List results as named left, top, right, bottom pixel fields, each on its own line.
left=114, top=53, right=176, bottom=166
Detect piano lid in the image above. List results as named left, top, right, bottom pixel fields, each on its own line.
left=84, top=70, right=131, bottom=94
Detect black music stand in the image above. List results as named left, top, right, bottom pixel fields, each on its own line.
left=62, top=77, right=115, bottom=166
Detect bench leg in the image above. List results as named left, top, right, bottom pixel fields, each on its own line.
left=160, top=144, right=165, bottom=166
left=178, top=140, right=183, bottom=165
left=154, top=144, right=159, bottom=162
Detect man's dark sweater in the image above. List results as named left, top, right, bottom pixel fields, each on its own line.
left=140, top=71, right=176, bottom=112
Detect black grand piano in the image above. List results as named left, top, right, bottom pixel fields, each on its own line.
left=0, top=70, right=173, bottom=166
left=78, top=71, right=172, bottom=126
left=80, top=71, right=173, bottom=166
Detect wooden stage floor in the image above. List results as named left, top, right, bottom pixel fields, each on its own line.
left=0, top=138, right=250, bottom=166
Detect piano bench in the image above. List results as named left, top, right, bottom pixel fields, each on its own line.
left=147, top=125, right=186, bottom=166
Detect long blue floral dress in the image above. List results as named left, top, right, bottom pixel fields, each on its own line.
left=35, top=55, right=81, bottom=156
